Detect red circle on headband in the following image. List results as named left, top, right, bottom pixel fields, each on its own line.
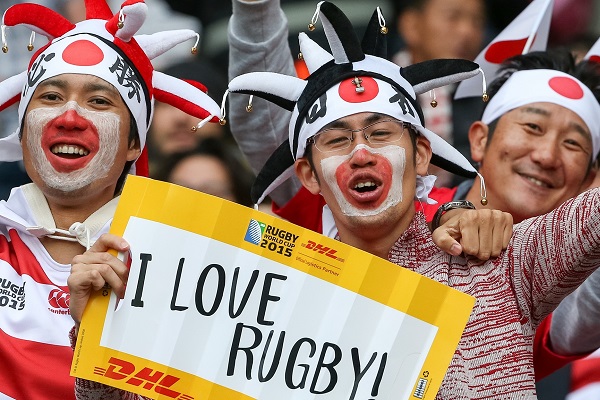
left=548, top=76, right=584, bottom=99
left=62, top=40, right=104, bottom=66
left=339, top=77, right=379, bottom=103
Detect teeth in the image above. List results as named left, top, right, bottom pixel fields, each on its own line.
left=51, top=144, right=89, bottom=156
left=354, top=181, right=376, bottom=189
left=526, top=176, right=549, bottom=188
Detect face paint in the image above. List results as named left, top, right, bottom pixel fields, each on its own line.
left=25, top=101, right=121, bottom=192
left=320, top=144, right=406, bottom=217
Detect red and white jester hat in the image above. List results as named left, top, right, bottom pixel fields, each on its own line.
left=228, top=1, right=485, bottom=204
left=0, top=0, right=221, bottom=176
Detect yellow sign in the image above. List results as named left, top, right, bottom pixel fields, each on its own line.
left=71, top=176, right=474, bottom=400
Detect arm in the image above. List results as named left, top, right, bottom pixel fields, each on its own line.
left=69, top=234, right=150, bottom=400
left=549, top=268, right=600, bottom=355
left=227, top=0, right=302, bottom=207
left=532, top=269, right=600, bottom=380
left=509, top=188, right=600, bottom=328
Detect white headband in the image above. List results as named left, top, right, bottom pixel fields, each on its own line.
left=293, top=76, right=421, bottom=159
left=482, top=69, right=600, bottom=158
left=292, top=75, right=477, bottom=177
left=19, top=30, right=151, bottom=149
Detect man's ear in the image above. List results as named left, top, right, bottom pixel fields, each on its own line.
left=415, top=136, right=432, bottom=176
left=468, top=121, right=489, bottom=163
left=294, top=157, right=321, bottom=195
left=583, top=167, right=599, bottom=191
left=126, top=141, right=142, bottom=162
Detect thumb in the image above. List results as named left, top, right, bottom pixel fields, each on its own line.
left=432, top=227, right=463, bottom=256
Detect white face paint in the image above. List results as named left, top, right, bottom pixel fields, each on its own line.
left=320, top=144, right=406, bottom=217
left=25, top=101, right=121, bottom=192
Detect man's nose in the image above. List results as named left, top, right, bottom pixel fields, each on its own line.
left=53, top=109, right=89, bottom=130
left=349, top=143, right=377, bottom=166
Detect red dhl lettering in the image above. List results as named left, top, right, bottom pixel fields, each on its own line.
left=97, top=357, right=192, bottom=399
left=304, top=240, right=338, bottom=259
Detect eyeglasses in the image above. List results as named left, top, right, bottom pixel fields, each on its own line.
left=308, top=119, right=410, bottom=153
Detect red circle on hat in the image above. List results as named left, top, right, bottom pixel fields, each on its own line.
left=548, top=76, right=584, bottom=99
left=589, top=55, right=600, bottom=64
left=339, top=77, right=379, bottom=103
left=62, top=40, right=104, bottom=66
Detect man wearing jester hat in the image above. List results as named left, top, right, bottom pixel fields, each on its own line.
left=225, top=2, right=600, bottom=398
left=228, top=0, right=600, bottom=388
left=0, top=0, right=220, bottom=398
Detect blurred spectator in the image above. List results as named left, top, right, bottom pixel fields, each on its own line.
left=147, top=59, right=230, bottom=176
left=154, top=137, right=254, bottom=207
left=390, top=0, right=487, bottom=187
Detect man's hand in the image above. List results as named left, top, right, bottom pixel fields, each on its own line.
left=432, top=208, right=513, bottom=260
left=68, top=233, right=130, bottom=330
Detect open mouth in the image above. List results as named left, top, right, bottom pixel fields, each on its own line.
left=353, top=180, right=379, bottom=193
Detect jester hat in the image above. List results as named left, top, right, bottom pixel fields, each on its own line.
left=228, top=1, right=482, bottom=204
left=0, top=0, right=221, bottom=176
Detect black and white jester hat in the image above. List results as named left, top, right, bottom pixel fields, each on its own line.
left=0, top=0, right=221, bottom=176
left=228, top=1, right=483, bottom=204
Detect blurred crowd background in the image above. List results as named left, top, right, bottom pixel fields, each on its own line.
left=0, top=0, right=598, bottom=207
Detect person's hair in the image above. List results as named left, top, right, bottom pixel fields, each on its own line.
left=486, top=48, right=600, bottom=103
left=393, top=0, right=428, bottom=16
left=155, top=136, right=255, bottom=207
left=114, top=113, right=140, bottom=196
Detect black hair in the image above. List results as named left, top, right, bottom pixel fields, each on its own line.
left=393, top=0, right=428, bottom=18
left=486, top=48, right=600, bottom=103
left=155, top=136, right=255, bottom=207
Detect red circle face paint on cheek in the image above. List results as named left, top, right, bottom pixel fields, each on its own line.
left=62, top=40, right=105, bottom=66
left=548, top=76, right=584, bottom=100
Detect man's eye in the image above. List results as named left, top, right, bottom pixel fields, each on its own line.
left=369, top=130, right=393, bottom=139
left=43, top=93, right=60, bottom=101
left=525, top=123, right=541, bottom=130
left=324, top=135, right=350, bottom=146
left=91, top=98, right=109, bottom=105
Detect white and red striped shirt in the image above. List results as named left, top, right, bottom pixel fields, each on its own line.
left=0, top=184, right=114, bottom=400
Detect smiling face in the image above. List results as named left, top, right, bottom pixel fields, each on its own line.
left=295, top=112, right=431, bottom=251
left=21, top=74, right=140, bottom=205
left=471, top=102, right=594, bottom=222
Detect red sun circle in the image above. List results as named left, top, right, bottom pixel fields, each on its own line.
left=339, top=76, right=379, bottom=103
left=548, top=76, right=584, bottom=100
left=62, top=40, right=104, bottom=66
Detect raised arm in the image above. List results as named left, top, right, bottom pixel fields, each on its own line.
left=227, top=0, right=302, bottom=207
left=509, top=188, right=600, bottom=327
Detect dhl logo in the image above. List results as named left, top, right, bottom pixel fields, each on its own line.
left=303, top=240, right=340, bottom=260
left=94, top=357, right=193, bottom=399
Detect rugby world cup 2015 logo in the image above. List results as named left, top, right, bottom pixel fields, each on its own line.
left=244, top=219, right=266, bottom=245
